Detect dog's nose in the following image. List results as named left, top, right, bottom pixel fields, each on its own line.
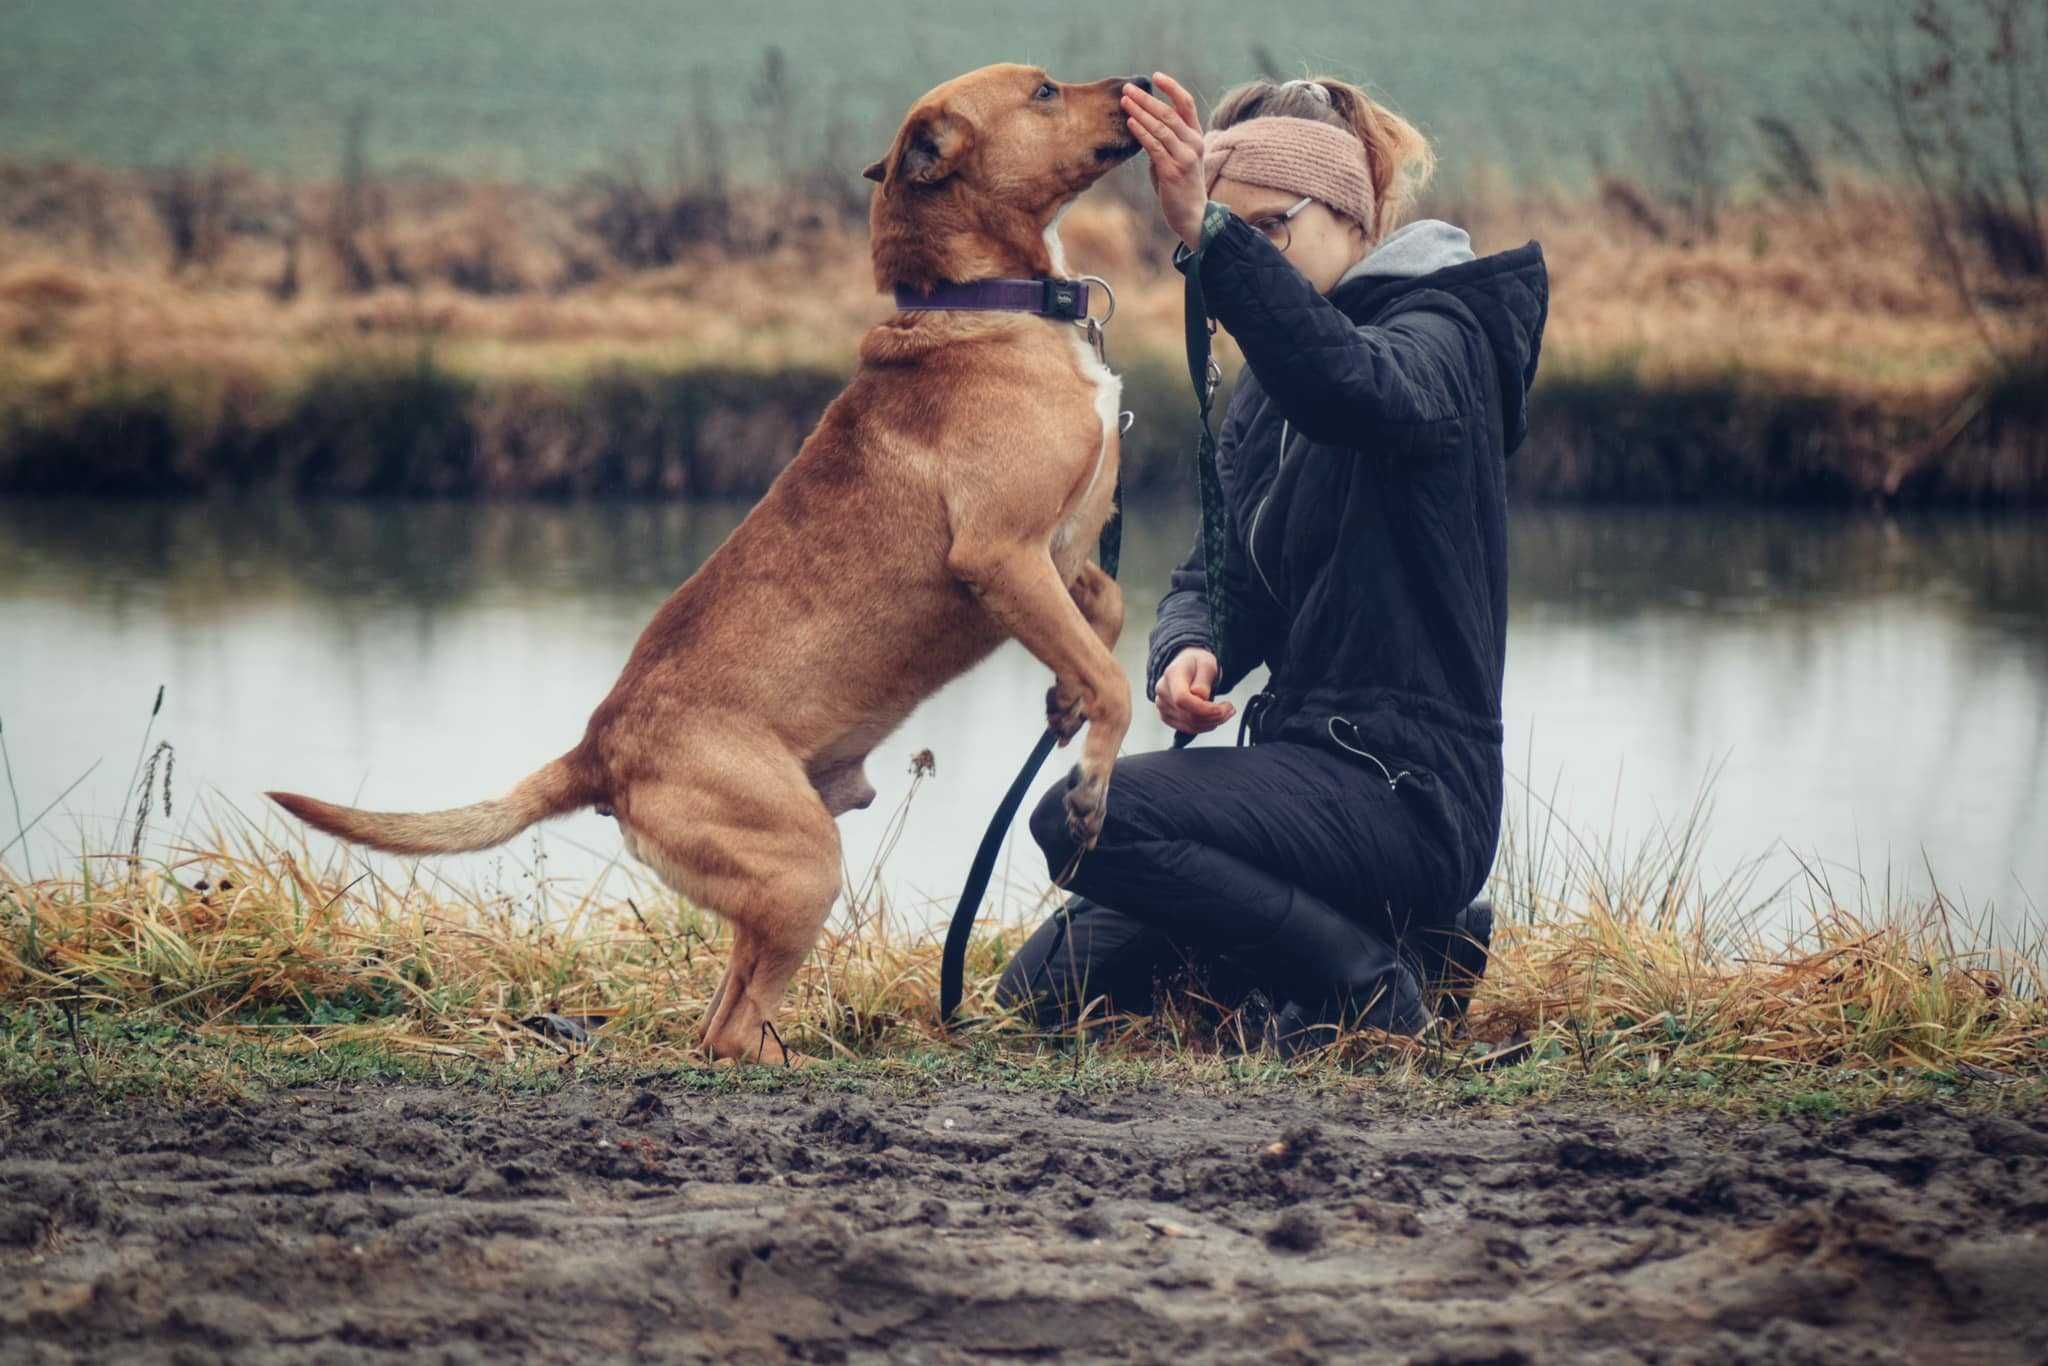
left=1126, top=74, right=1154, bottom=95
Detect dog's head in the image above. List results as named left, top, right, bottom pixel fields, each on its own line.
left=864, top=64, right=1147, bottom=291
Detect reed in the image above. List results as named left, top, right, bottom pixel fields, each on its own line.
left=4, top=146, right=2043, bottom=503
left=6, top=165, right=2037, bottom=389
left=2, top=777, right=2039, bottom=1098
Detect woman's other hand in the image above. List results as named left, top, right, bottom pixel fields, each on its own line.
left=1156, top=646, right=1234, bottom=734
left=1122, top=71, right=1207, bottom=250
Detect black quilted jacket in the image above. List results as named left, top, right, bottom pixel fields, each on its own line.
left=1147, top=210, right=1549, bottom=907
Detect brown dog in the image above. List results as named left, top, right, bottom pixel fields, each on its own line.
left=269, top=64, right=1145, bottom=1063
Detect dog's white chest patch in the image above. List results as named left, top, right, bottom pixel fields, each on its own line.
left=1043, top=205, right=1075, bottom=276
left=1052, top=327, right=1121, bottom=556
left=1046, top=215, right=1120, bottom=556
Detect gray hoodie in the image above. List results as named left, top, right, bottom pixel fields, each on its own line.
left=1335, top=218, right=1476, bottom=287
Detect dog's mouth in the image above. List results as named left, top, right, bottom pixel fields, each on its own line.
left=1093, top=136, right=1142, bottom=164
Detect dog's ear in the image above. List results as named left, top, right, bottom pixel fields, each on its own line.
left=883, top=109, right=971, bottom=187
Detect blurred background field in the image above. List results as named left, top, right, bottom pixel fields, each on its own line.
left=0, top=0, right=1931, bottom=185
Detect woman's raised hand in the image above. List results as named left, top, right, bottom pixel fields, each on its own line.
left=1156, top=646, right=1234, bottom=735
left=1121, top=71, right=1207, bottom=251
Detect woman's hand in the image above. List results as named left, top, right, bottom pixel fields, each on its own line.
left=1156, top=646, right=1234, bottom=734
left=1121, top=71, right=1207, bottom=251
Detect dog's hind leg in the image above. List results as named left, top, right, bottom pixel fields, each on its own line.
left=616, top=733, right=842, bottom=1066
left=702, top=909, right=829, bottom=1066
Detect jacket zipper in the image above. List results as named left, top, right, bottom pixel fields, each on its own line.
left=1247, top=417, right=1290, bottom=601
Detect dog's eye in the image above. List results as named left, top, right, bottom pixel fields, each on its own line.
left=1034, top=82, right=1057, bottom=101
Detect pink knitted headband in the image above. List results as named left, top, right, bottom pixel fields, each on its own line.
left=1202, top=116, right=1374, bottom=230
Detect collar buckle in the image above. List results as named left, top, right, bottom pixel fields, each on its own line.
left=1041, top=277, right=1087, bottom=320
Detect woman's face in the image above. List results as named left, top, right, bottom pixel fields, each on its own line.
left=1210, top=175, right=1371, bottom=294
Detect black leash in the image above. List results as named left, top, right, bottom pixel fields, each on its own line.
left=939, top=214, right=1234, bottom=1023
left=937, top=724, right=1059, bottom=1022
left=937, top=505, right=1118, bottom=1024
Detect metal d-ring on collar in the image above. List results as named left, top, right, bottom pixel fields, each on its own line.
left=1075, top=273, right=1115, bottom=364
left=1076, top=273, right=1117, bottom=325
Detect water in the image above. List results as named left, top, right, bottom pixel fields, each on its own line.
left=1, top=497, right=2044, bottom=933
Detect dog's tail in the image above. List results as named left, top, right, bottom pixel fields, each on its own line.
left=268, top=752, right=598, bottom=856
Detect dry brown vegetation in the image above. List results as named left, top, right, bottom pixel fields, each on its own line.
left=3, top=154, right=2043, bottom=503
left=1, top=156, right=2039, bottom=397
left=2, top=774, right=2040, bottom=1094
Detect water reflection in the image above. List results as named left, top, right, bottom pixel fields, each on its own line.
left=2, top=498, right=2042, bottom=929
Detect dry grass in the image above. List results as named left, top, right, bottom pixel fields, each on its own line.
left=2, top=158, right=2040, bottom=402
left=8, top=162, right=2039, bottom=501
left=7, top=160, right=2044, bottom=503
left=3, top=768, right=2040, bottom=1094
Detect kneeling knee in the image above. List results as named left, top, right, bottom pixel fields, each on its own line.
left=1027, top=776, right=1075, bottom=870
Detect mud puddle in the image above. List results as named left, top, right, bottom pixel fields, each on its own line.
left=4, top=1083, right=2045, bottom=1363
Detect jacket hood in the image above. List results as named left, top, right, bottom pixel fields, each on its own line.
left=1336, top=218, right=1476, bottom=284
left=1332, top=228, right=1548, bottom=454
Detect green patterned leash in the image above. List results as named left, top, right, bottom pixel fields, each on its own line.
left=1174, top=200, right=1234, bottom=750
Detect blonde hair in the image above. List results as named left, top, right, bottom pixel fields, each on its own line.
left=1208, top=75, right=1435, bottom=242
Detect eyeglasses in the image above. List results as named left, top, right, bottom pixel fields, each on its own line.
left=1248, top=196, right=1315, bottom=252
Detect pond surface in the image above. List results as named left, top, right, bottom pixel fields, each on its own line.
left=2, top=498, right=2043, bottom=934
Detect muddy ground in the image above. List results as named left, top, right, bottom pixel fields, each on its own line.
left=2, top=1082, right=2045, bottom=1364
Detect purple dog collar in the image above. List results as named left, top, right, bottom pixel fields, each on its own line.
left=893, top=276, right=1092, bottom=321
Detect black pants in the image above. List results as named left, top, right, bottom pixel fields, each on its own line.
left=997, top=739, right=1460, bottom=1035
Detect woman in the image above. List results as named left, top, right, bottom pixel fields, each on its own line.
left=996, top=71, right=1548, bottom=1047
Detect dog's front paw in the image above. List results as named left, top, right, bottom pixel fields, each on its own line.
left=1046, top=682, right=1085, bottom=744
left=1063, top=763, right=1108, bottom=850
